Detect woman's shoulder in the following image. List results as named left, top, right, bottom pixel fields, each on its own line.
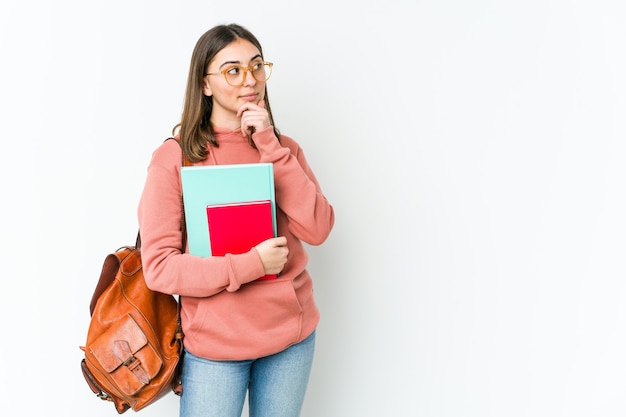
left=149, top=137, right=183, bottom=167
left=278, top=133, right=301, bottom=152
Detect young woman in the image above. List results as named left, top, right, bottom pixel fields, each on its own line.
left=137, top=23, right=335, bottom=417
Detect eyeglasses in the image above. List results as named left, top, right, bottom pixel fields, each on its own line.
left=205, top=61, right=273, bottom=87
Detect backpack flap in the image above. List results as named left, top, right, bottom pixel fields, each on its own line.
left=90, top=314, right=163, bottom=396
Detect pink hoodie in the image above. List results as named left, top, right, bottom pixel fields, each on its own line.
left=137, top=126, right=334, bottom=360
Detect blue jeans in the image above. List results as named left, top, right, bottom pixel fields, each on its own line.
left=180, top=330, right=316, bottom=417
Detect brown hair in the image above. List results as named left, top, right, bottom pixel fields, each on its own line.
left=174, top=24, right=280, bottom=163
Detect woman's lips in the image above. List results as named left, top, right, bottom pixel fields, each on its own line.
left=240, top=92, right=258, bottom=102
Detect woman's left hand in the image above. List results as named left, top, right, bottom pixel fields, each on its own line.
left=238, top=99, right=271, bottom=137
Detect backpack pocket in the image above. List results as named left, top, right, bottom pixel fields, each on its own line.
left=90, top=314, right=163, bottom=395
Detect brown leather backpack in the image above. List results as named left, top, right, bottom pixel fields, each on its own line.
left=80, top=138, right=187, bottom=413
left=80, top=235, right=183, bottom=413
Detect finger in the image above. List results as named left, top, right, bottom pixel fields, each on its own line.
left=239, top=108, right=251, bottom=136
left=237, top=105, right=249, bottom=118
left=242, top=121, right=255, bottom=137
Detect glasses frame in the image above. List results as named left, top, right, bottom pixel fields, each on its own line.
left=205, top=61, right=273, bottom=87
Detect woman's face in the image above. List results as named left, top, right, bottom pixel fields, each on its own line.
left=203, top=39, right=266, bottom=129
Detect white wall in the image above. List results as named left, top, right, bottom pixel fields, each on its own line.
left=2, top=1, right=625, bottom=416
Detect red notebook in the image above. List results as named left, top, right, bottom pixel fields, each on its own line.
left=206, top=200, right=276, bottom=280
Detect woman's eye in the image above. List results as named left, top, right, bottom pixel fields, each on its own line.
left=252, top=62, right=263, bottom=71
left=226, top=66, right=241, bottom=75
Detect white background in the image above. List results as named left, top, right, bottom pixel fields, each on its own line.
left=1, top=1, right=625, bottom=416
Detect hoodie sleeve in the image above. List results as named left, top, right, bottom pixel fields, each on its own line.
left=253, top=127, right=335, bottom=245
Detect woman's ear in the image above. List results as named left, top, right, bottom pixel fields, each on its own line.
left=203, top=78, right=212, bottom=97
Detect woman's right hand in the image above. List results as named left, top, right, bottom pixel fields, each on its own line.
left=255, top=236, right=289, bottom=275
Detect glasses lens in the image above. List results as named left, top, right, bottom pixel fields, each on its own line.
left=252, top=63, right=272, bottom=82
left=225, top=66, right=244, bottom=86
